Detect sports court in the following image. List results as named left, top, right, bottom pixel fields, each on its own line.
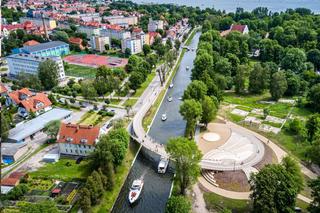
left=64, top=54, right=128, bottom=68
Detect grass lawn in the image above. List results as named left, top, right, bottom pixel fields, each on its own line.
left=133, top=71, right=156, bottom=98
left=203, top=192, right=252, bottom=213
left=92, top=141, right=140, bottom=212
left=29, top=158, right=91, bottom=182
left=78, top=111, right=111, bottom=126
left=65, top=64, right=97, bottom=78
left=123, top=98, right=138, bottom=107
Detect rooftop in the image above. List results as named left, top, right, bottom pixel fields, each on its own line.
left=21, top=41, right=69, bottom=53
left=8, top=108, right=72, bottom=142
left=7, top=53, right=61, bottom=62
left=1, top=143, right=27, bottom=156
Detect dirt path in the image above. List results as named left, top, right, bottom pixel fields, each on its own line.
left=191, top=183, right=210, bottom=213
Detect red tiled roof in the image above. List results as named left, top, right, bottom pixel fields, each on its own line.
left=0, top=83, right=8, bottom=94
left=8, top=171, right=26, bottom=179
left=1, top=177, right=20, bottom=186
left=57, top=123, right=100, bottom=146
left=52, top=188, right=61, bottom=194
left=1, top=23, right=24, bottom=31
left=8, top=88, right=33, bottom=105
left=23, top=40, right=40, bottom=46
left=148, top=32, right=160, bottom=38
left=20, top=93, right=52, bottom=113
left=69, top=37, right=83, bottom=45
left=230, top=24, right=247, bottom=33
left=106, top=24, right=122, bottom=31
left=133, top=27, right=142, bottom=33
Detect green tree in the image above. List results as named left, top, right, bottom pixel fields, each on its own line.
left=174, top=39, right=181, bottom=50
left=125, top=48, right=131, bottom=57
left=202, top=20, right=212, bottom=32
left=1, top=110, right=11, bottom=141
left=307, top=49, right=320, bottom=70
left=306, top=114, right=320, bottom=141
left=201, top=96, right=218, bottom=127
left=280, top=48, right=307, bottom=73
left=79, top=187, right=92, bottom=213
left=234, top=65, right=247, bottom=94
left=143, top=44, right=151, bottom=56
left=192, top=53, right=213, bottom=80
left=81, top=80, right=98, bottom=99
left=248, top=63, right=269, bottom=94
left=183, top=80, right=208, bottom=101
left=308, top=177, right=320, bottom=213
left=19, top=200, right=59, bottom=213
left=53, top=31, right=69, bottom=43
left=86, top=171, right=104, bottom=204
left=126, top=55, right=141, bottom=73
left=308, top=139, right=320, bottom=166
left=165, top=196, right=192, bottom=213
left=44, top=120, right=60, bottom=139
left=129, top=71, right=144, bottom=91
left=307, top=84, right=320, bottom=111
left=270, top=71, right=288, bottom=101
left=180, top=99, right=202, bottom=139
left=166, top=137, right=202, bottom=195
left=38, top=59, right=59, bottom=90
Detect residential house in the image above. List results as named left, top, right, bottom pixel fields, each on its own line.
left=19, top=17, right=57, bottom=30
left=0, top=83, right=8, bottom=96
left=23, top=40, right=40, bottom=47
left=57, top=123, right=101, bottom=156
left=78, top=25, right=100, bottom=37
left=220, top=24, right=249, bottom=37
left=148, top=18, right=164, bottom=32
left=69, top=37, right=85, bottom=50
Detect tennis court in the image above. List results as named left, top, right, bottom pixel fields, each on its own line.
left=64, top=54, right=128, bottom=68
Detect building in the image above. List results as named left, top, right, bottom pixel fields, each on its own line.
left=1, top=142, right=29, bottom=164
left=148, top=32, right=161, bottom=45
left=90, top=36, right=110, bottom=53
left=7, top=53, right=65, bottom=80
left=19, top=17, right=57, bottom=30
left=220, top=24, right=249, bottom=37
left=100, top=25, right=131, bottom=40
left=69, top=37, right=85, bottom=50
left=6, top=88, right=52, bottom=117
left=13, top=41, right=70, bottom=57
left=23, top=40, right=40, bottom=47
left=57, top=123, right=101, bottom=156
left=121, top=38, right=142, bottom=55
left=78, top=25, right=100, bottom=37
left=104, top=16, right=138, bottom=27
left=148, top=18, right=164, bottom=32
left=7, top=108, right=72, bottom=143
left=0, top=83, right=8, bottom=96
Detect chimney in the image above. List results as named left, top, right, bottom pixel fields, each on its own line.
left=41, top=12, right=49, bottom=40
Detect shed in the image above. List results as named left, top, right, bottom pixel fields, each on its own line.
left=43, top=154, right=60, bottom=163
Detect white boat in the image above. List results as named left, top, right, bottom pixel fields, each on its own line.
left=169, top=83, right=174, bottom=88
left=161, top=114, right=167, bottom=121
left=158, top=156, right=169, bottom=174
left=192, top=48, right=195, bottom=51
left=186, top=66, right=189, bottom=70
left=128, top=179, right=144, bottom=204
left=167, top=96, right=173, bottom=102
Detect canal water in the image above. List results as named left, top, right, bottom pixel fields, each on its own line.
left=112, top=32, right=200, bottom=213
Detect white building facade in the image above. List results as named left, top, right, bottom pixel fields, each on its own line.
left=148, top=18, right=164, bottom=32
left=121, top=38, right=142, bottom=54
left=90, top=36, right=110, bottom=53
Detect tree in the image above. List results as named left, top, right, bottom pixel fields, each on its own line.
left=202, top=20, right=212, bottom=32
left=125, top=48, right=131, bottom=57
left=174, top=39, right=181, bottom=50
left=307, top=83, right=320, bottom=111
left=79, top=187, right=92, bottom=213
left=16, top=72, right=43, bottom=90
left=180, top=99, right=202, bottom=138
left=308, top=177, right=320, bottom=213
left=287, top=118, right=307, bottom=140
left=129, top=71, right=144, bottom=91
left=166, top=137, right=202, bottom=195
left=126, top=55, right=141, bottom=73
left=192, top=53, right=213, bottom=80
left=285, top=72, right=300, bottom=96
left=143, top=44, right=151, bottom=56
left=44, top=120, right=60, bottom=139
left=270, top=71, right=287, bottom=101
left=201, top=96, right=218, bottom=127
left=280, top=48, right=307, bottom=73
left=81, top=80, right=98, bottom=99
left=250, top=157, right=303, bottom=213
left=86, top=172, right=104, bottom=204
left=307, top=49, right=320, bottom=70
left=165, top=196, right=192, bottom=213
left=308, top=139, right=320, bottom=166
left=183, top=80, right=208, bottom=101
left=1, top=110, right=11, bottom=141
left=234, top=65, right=247, bottom=94
left=248, top=63, right=269, bottom=94
left=53, top=31, right=69, bottom=43
left=305, top=114, right=320, bottom=141
left=38, top=59, right=59, bottom=90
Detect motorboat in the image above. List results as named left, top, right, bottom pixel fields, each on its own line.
left=178, top=97, right=183, bottom=100
left=158, top=156, right=169, bottom=174
left=191, top=48, right=195, bottom=51
left=167, top=96, right=173, bottom=102
left=128, top=179, right=144, bottom=204
left=161, top=114, right=167, bottom=121
left=169, top=83, right=174, bottom=88
left=186, top=66, right=189, bottom=70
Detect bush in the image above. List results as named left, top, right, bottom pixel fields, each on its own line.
left=165, top=196, right=191, bottom=213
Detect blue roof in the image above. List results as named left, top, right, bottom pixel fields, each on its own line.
left=8, top=108, right=72, bottom=142
left=21, top=41, right=69, bottom=53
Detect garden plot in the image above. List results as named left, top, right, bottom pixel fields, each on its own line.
left=265, top=115, right=286, bottom=124
left=231, top=109, right=249, bottom=117
left=244, top=116, right=262, bottom=126
left=278, top=99, right=296, bottom=104
left=259, top=124, right=281, bottom=134
left=251, top=108, right=263, bottom=116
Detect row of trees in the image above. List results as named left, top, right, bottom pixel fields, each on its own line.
left=78, top=125, right=130, bottom=212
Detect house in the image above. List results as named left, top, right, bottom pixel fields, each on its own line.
left=69, top=37, right=85, bottom=50
left=7, top=108, right=72, bottom=143
left=1, top=177, right=20, bottom=187
left=148, top=32, right=161, bottom=45
left=0, top=83, right=8, bottom=96
left=6, top=88, right=33, bottom=106
left=148, top=18, right=164, bottom=32
left=220, top=24, right=249, bottom=37
left=23, top=40, right=40, bottom=47
left=57, top=123, right=100, bottom=156
left=19, top=17, right=57, bottom=30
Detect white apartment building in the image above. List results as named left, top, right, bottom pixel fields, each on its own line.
left=100, top=27, right=131, bottom=40
left=147, top=18, right=164, bottom=32
left=7, top=54, right=65, bottom=80
left=121, top=38, right=142, bottom=54
left=90, top=36, right=110, bottom=52
left=104, top=16, right=138, bottom=27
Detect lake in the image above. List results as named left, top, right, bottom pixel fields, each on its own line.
left=133, top=0, right=320, bottom=13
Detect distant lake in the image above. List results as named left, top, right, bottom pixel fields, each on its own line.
left=133, top=0, right=320, bottom=13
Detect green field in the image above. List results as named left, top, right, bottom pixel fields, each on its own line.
left=29, top=159, right=91, bottom=181
left=123, top=98, right=138, bottom=107
left=78, top=111, right=111, bottom=126
left=65, top=64, right=97, bottom=78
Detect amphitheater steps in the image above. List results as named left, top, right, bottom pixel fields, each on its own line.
left=201, top=170, right=219, bottom=187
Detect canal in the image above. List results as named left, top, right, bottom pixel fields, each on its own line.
left=112, top=32, right=201, bottom=213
